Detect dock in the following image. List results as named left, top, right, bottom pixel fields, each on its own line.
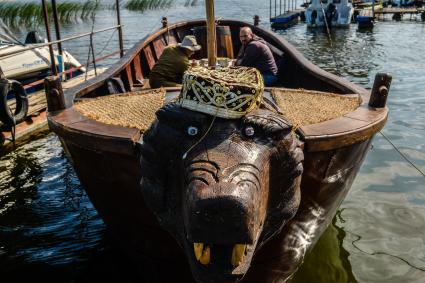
left=355, top=6, right=425, bottom=21
left=269, top=0, right=306, bottom=29
left=270, top=9, right=305, bottom=29
left=0, top=68, right=105, bottom=149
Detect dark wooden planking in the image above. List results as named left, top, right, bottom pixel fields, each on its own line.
left=300, top=114, right=387, bottom=152
left=175, top=27, right=193, bottom=43
left=152, top=37, right=167, bottom=59
left=143, top=45, right=156, bottom=70
left=48, top=107, right=88, bottom=126
left=164, top=32, right=178, bottom=45
left=131, top=54, right=144, bottom=85
left=120, top=65, right=134, bottom=90
left=48, top=108, right=140, bottom=155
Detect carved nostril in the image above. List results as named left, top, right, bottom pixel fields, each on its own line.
left=186, top=182, right=258, bottom=244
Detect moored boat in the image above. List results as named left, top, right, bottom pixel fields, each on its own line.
left=0, top=20, right=87, bottom=148
left=305, top=0, right=354, bottom=27
left=0, top=21, right=84, bottom=87
left=45, top=13, right=391, bottom=283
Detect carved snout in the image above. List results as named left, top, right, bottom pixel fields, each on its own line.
left=186, top=179, right=260, bottom=245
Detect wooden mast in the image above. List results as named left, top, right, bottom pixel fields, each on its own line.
left=205, top=0, right=217, bottom=67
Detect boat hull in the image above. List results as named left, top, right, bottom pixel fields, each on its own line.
left=50, top=111, right=375, bottom=281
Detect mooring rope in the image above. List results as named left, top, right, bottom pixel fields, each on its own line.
left=334, top=210, right=425, bottom=272
left=379, top=130, right=425, bottom=178
left=319, top=0, right=343, bottom=77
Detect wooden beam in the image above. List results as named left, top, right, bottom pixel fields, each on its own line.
left=205, top=0, right=217, bottom=67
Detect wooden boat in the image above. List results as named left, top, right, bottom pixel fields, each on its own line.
left=45, top=16, right=391, bottom=283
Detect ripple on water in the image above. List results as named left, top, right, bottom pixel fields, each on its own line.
left=0, top=133, right=105, bottom=270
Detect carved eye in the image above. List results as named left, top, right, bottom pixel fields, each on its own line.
left=244, top=126, right=255, bottom=137
left=187, top=126, right=199, bottom=136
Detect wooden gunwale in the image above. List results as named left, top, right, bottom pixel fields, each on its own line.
left=50, top=19, right=388, bottom=153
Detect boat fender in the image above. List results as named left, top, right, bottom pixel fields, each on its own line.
left=0, top=79, right=28, bottom=126
left=105, top=77, right=126, bottom=95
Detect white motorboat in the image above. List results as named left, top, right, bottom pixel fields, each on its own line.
left=0, top=21, right=84, bottom=87
left=305, top=0, right=354, bottom=27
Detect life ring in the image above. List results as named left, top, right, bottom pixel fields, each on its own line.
left=0, top=79, right=29, bottom=126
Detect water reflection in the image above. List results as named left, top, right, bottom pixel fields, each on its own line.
left=276, top=25, right=381, bottom=85
left=291, top=213, right=357, bottom=283
left=0, top=134, right=104, bottom=281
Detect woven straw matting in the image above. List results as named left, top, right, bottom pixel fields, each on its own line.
left=75, top=89, right=166, bottom=132
left=272, top=88, right=361, bottom=128
left=74, top=88, right=360, bottom=132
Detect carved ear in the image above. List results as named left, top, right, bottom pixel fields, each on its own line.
left=274, top=131, right=304, bottom=180
left=243, top=109, right=293, bottom=139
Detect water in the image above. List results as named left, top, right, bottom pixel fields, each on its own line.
left=1, top=1, right=425, bottom=282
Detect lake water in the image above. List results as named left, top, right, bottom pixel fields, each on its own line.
left=1, top=0, right=425, bottom=282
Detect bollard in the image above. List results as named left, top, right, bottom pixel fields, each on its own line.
left=369, top=73, right=392, bottom=108
left=254, top=15, right=260, bottom=26
left=161, top=17, right=168, bottom=28
left=44, top=76, right=66, bottom=112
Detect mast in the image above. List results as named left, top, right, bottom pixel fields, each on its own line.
left=205, top=0, right=217, bottom=67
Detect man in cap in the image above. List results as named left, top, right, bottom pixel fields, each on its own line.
left=149, top=35, right=201, bottom=88
left=235, top=27, right=278, bottom=87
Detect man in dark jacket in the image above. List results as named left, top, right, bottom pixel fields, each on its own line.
left=235, top=27, right=278, bottom=86
left=149, top=35, right=201, bottom=88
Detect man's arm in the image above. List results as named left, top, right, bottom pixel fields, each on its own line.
left=237, top=44, right=260, bottom=67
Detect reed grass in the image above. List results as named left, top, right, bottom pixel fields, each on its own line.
left=184, top=0, right=198, bottom=7
left=0, top=0, right=178, bottom=27
left=124, top=0, right=175, bottom=12
left=0, top=1, right=100, bottom=27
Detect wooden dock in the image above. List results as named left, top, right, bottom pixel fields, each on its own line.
left=270, top=9, right=305, bottom=29
left=355, top=6, right=425, bottom=18
left=375, top=7, right=425, bottom=14
left=0, top=68, right=105, bottom=150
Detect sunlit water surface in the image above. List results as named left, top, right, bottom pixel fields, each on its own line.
left=1, top=1, right=425, bottom=282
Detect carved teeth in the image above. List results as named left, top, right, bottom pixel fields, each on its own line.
left=231, top=244, right=247, bottom=267
left=194, top=243, right=211, bottom=265
left=194, top=243, right=203, bottom=260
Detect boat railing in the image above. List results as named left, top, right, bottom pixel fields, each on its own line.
left=0, top=26, right=123, bottom=59
left=22, top=49, right=123, bottom=91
